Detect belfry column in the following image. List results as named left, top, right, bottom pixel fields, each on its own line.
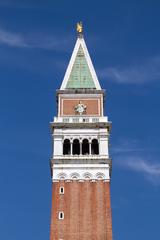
left=80, top=138, right=82, bottom=155
left=70, top=139, right=73, bottom=155
left=89, top=139, right=92, bottom=155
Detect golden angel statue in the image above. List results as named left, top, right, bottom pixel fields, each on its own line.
left=76, top=22, right=83, bottom=33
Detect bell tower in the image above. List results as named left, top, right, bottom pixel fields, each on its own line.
left=50, top=23, right=112, bottom=240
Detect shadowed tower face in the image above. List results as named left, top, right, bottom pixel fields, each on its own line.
left=50, top=23, right=112, bottom=240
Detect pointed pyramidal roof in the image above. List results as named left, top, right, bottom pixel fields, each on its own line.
left=60, top=34, right=101, bottom=90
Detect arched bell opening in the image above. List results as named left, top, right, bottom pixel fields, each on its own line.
left=63, top=139, right=71, bottom=155
left=73, top=139, right=80, bottom=155
left=82, top=139, right=89, bottom=155
left=91, top=139, right=99, bottom=155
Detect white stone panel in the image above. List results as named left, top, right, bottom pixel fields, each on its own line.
left=99, top=137, right=109, bottom=157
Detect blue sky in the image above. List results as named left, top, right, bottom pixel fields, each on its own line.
left=0, top=0, right=160, bottom=239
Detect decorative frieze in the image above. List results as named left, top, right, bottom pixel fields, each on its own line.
left=51, top=163, right=110, bottom=182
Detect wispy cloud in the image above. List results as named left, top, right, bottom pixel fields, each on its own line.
left=99, top=56, right=160, bottom=84
left=112, top=139, right=145, bottom=153
left=0, top=28, right=28, bottom=48
left=116, top=156, right=160, bottom=184
left=0, top=27, right=72, bottom=51
left=0, top=27, right=71, bottom=77
left=127, top=157, right=160, bottom=176
left=113, top=138, right=160, bottom=184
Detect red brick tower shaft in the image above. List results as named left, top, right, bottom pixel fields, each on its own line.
left=50, top=181, right=112, bottom=240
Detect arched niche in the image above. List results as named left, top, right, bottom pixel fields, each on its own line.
left=82, top=139, right=89, bottom=155
left=63, top=139, right=71, bottom=155
left=73, top=139, right=80, bottom=155
left=91, top=139, right=99, bottom=155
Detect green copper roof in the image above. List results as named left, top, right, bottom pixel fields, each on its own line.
left=66, top=45, right=96, bottom=89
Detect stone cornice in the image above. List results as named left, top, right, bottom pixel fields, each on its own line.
left=56, top=89, right=105, bottom=95
left=50, top=121, right=112, bottom=129
left=51, top=157, right=112, bottom=165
